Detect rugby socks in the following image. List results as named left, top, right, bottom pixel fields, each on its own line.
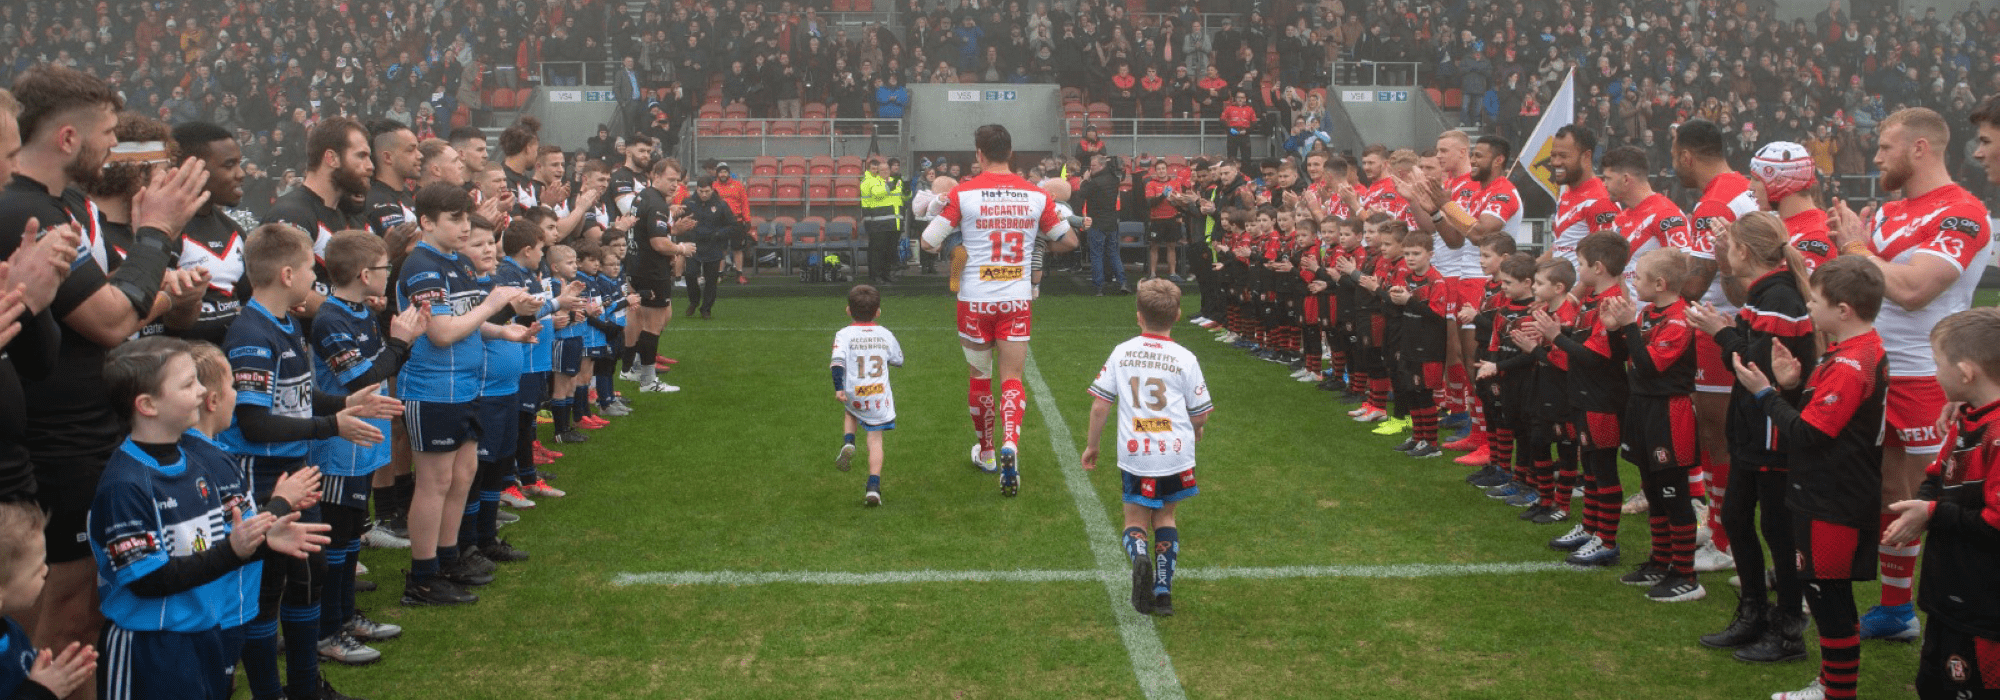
left=1410, top=406, right=1438, bottom=442
left=552, top=397, right=573, bottom=432
left=1583, top=448, right=1622, bottom=548
left=1687, top=463, right=1708, bottom=501
left=242, top=621, right=282, bottom=699
left=281, top=604, right=322, bottom=697
left=968, top=377, right=993, bottom=454
left=1153, top=527, right=1179, bottom=596
left=1647, top=467, right=1697, bottom=577
left=998, top=378, right=1025, bottom=448
left=372, top=485, right=397, bottom=524
left=1705, top=456, right=1731, bottom=554
left=573, top=387, right=594, bottom=420
left=413, top=556, right=440, bottom=579
left=1804, top=581, right=1862, bottom=699
left=457, top=489, right=481, bottom=551
left=1368, top=377, right=1390, bottom=409
left=394, top=474, right=415, bottom=525
left=1329, top=350, right=1348, bottom=383
left=1552, top=441, right=1579, bottom=513
left=637, top=331, right=661, bottom=366
left=866, top=474, right=880, bottom=492
left=1123, top=527, right=1148, bottom=563
left=1489, top=428, right=1516, bottom=481
left=1532, top=458, right=1556, bottom=507
left=595, top=365, right=615, bottom=407
left=1445, top=365, right=1469, bottom=415
left=1878, top=512, right=1919, bottom=607
left=843, top=433, right=856, bottom=445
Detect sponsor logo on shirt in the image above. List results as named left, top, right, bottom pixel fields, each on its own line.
left=1132, top=418, right=1172, bottom=432
left=979, top=265, right=1025, bottom=281
left=855, top=383, right=886, bottom=397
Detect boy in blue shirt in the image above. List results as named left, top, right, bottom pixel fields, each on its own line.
left=221, top=224, right=401, bottom=700
left=493, top=220, right=574, bottom=505
left=463, top=216, right=537, bottom=568
left=576, top=241, right=625, bottom=418
left=94, top=335, right=331, bottom=700
left=396, top=183, right=534, bottom=606
left=309, top=230, right=427, bottom=664
left=546, top=244, right=595, bottom=443
left=0, top=502, right=96, bottom=700
left=593, top=241, right=638, bottom=417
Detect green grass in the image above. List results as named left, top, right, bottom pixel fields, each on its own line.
left=306, top=278, right=1931, bottom=699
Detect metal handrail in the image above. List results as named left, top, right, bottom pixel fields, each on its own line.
left=535, top=61, right=626, bottom=86
left=1332, top=61, right=1423, bottom=87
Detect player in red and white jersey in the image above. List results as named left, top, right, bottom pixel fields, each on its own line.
left=920, top=124, right=1079, bottom=497
left=1599, top=146, right=1689, bottom=292
left=1302, top=151, right=1356, bottom=221
left=1746, top=142, right=1837, bottom=273
left=1830, top=107, right=1998, bottom=637
left=1543, top=126, right=1622, bottom=270
left=1671, top=121, right=1768, bottom=574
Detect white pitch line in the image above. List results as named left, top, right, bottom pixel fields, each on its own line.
left=1022, top=350, right=1188, bottom=700
left=610, top=561, right=1584, bottom=587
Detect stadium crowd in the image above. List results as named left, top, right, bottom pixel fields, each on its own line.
left=0, top=1, right=1999, bottom=700
left=11, top=0, right=2000, bottom=217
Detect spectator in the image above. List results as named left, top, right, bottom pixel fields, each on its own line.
left=875, top=73, right=909, bottom=120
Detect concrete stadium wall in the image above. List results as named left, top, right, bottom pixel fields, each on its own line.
left=907, top=84, right=1065, bottom=155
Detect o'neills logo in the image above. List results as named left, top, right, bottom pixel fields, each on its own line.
left=965, top=300, right=1031, bottom=314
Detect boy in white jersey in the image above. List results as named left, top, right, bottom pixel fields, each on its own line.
left=919, top=125, right=1078, bottom=497
left=1083, top=279, right=1214, bottom=617
left=830, top=285, right=904, bottom=506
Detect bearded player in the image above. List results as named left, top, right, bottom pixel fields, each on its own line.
left=920, top=125, right=1080, bottom=496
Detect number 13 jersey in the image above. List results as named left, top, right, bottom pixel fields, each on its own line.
left=1088, top=334, right=1213, bottom=476
left=831, top=323, right=905, bottom=426
left=937, top=172, right=1065, bottom=303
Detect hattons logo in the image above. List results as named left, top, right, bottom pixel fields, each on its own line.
left=854, top=383, right=886, bottom=397
left=1132, top=418, right=1172, bottom=433
left=979, top=265, right=1024, bottom=281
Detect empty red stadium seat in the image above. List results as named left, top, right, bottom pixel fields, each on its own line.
left=747, top=178, right=773, bottom=202
left=752, top=156, right=779, bottom=176
left=807, top=156, right=836, bottom=176
left=798, top=120, right=827, bottom=135
left=698, top=105, right=723, bottom=121
left=767, top=120, right=797, bottom=136
left=774, top=177, right=804, bottom=204
left=1443, top=89, right=1463, bottom=109
left=717, top=120, right=744, bottom=136
left=779, top=157, right=808, bottom=176
left=723, top=103, right=749, bottom=119
left=1086, top=102, right=1111, bottom=120
left=834, top=179, right=860, bottom=201
left=802, top=103, right=827, bottom=119
left=835, top=156, right=864, bottom=176
left=808, top=180, right=831, bottom=202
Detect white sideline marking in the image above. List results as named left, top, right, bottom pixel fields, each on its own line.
left=610, top=561, right=1581, bottom=587
left=1022, top=350, right=1188, bottom=700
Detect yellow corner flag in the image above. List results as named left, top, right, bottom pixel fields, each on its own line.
left=1518, top=68, right=1577, bottom=198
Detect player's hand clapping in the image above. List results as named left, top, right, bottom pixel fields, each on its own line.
left=1598, top=295, right=1637, bottom=330
left=269, top=466, right=323, bottom=512
left=1685, top=302, right=1729, bottom=336
left=26, top=642, right=97, bottom=698
left=1386, top=285, right=1410, bottom=304
left=389, top=304, right=430, bottom=343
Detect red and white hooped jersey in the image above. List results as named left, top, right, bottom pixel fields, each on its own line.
left=1867, top=183, right=1995, bottom=377
left=936, top=171, right=1067, bottom=304
left=1549, top=177, right=1620, bottom=268
left=1689, top=172, right=1760, bottom=314
left=1613, top=192, right=1690, bottom=291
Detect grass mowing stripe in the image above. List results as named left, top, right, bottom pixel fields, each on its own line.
left=611, top=569, right=1100, bottom=586
left=1023, top=350, right=1189, bottom=700
left=607, top=561, right=1586, bottom=587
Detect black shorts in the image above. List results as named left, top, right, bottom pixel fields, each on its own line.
left=33, top=464, right=98, bottom=563
left=556, top=336, right=584, bottom=375
left=474, top=395, right=519, bottom=462
left=1147, top=219, right=1183, bottom=244
left=1621, top=395, right=1698, bottom=472
left=404, top=400, right=481, bottom=453
left=732, top=225, right=757, bottom=250
left=633, top=276, right=674, bottom=308
left=516, top=370, right=549, bottom=413
left=1791, top=517, right=1877, bottom=581
left=1917, top=623, right=2000, bottom=698
left=1577, top=410, right=1621, bottom=451
left=321, top=473, right=374, bottom=512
